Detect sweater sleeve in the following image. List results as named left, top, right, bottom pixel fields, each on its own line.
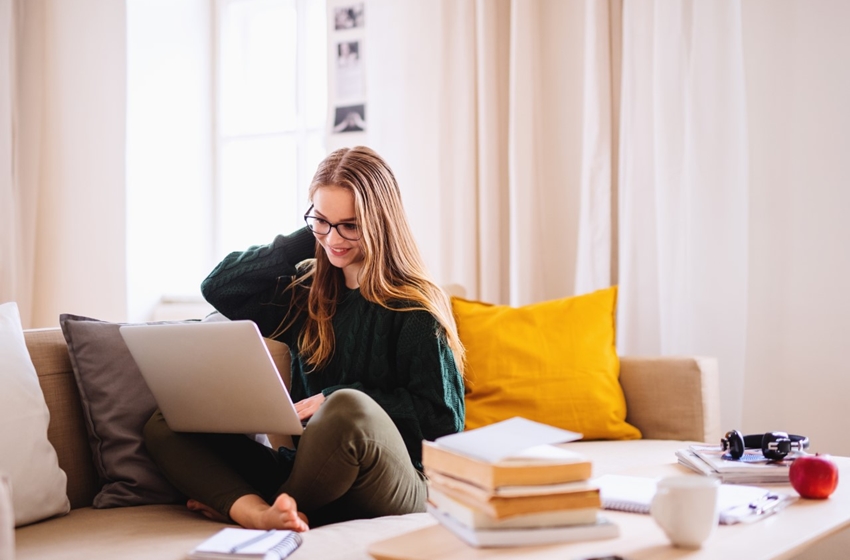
left=200, top=227, right=316, bottom=337
left=321, top=311, right=465, bottom=467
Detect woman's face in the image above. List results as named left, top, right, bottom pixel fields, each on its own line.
left=310, top=185, right=364, bottom=288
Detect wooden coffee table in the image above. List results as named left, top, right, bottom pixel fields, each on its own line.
left=369, top=453, right=850, bottom=560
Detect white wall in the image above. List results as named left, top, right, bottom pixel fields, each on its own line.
left=31, top=0, right=127, bottom=327
left=742, top=0, right=850, bottom=455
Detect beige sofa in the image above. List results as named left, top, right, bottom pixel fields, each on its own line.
left=16, top=327, right=721, bottom=560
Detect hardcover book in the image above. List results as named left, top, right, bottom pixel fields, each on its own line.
left=424, top=468, right=597, bottom=500
left=427, top=504, right=618, bottom=548
left=428, top=486, right=599, bottom=529
left=422, top=439, right=592, bottom=489
left=427, top=470, right=601, bottom=519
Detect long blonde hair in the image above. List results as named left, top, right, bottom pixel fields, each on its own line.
left=286, top=146, right=465, bottom=374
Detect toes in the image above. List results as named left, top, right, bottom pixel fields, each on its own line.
left=275, top=494, right=296, bottom=511
left=272, top=494, right=309, bottom=532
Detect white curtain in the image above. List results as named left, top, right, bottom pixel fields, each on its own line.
left=1, top=0, right=126, bottom=329
left=367, top=0, right=592, bottom=306
left=614, top=0, right=749, bottom=429
left=0, top=0, right=44, bottom=327
left=368, top=0, right=749, bottom=428
left=0, top=0, right=19, bottom=312
left=575, top=0, right=622, bottom=295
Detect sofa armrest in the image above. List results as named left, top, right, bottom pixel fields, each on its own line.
left=26, top=327, right=99, bottom=508
left=619, top=356, right=721, bottom=443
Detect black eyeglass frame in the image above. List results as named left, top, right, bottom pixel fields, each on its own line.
left=303, top=206, right=362, bottom=241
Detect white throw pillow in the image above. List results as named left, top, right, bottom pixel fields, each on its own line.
left=0, top=302, right=70, bottom=526
left=0, top=473, right=14, bottom=556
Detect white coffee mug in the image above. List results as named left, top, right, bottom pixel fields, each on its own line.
left=0, top=473, right=14, bottom=560
left=650, top=475, right=719, bottom=549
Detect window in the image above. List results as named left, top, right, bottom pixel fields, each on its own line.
left=215, top=0, right=327, bottom=254
left=126, top=0, right=327, bottom=322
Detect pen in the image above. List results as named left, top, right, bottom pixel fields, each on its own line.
left=718, top=493, right=789, bottom=524
left=748, top=494, right=782, bottom=515
left=230, top=529, right=276, bottom=553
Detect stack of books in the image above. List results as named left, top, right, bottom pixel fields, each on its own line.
left=676, top=445, right=792, bottom=484
left=422, top=436, right=619, bottom=547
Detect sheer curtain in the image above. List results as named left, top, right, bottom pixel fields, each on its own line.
left=575, top=0, right=622, bottom=295
left=366, top=0, right=594, bottom=306
left=614, top=0, right=749, bottom=429
left=0, top=0, right=45, bottom=327
left=1, top=0, right=126, bottom=329
left=367, top=0, right=749, bottom=429
left=0, top=0, right=14, bottom=309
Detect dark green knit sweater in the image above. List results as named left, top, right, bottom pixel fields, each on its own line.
left=200, top=227, right=465, bottom=469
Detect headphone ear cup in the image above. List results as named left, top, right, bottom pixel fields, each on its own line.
left=793, top=434, right=810, bottom=452
left=762, top=431, right=791, bottom=461
left=725, top=430, right=746, bottom=459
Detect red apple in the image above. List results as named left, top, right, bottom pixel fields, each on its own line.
left=789, top=454, right=839, bottom=499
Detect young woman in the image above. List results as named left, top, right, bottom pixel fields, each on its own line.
left=144, top=146, right=465, bottom=531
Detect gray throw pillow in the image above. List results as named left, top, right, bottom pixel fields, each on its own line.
left=59, top=314, right=184, bottom=508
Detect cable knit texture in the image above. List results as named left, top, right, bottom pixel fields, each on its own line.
left=201, top=228, right=465, bottom=468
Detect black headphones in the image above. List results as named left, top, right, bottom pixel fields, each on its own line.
left=720, top=430, right=809, bottom=461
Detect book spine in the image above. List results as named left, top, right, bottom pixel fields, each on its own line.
left=431, top=482, right=601, bottom=519
left=491, top=462, right=592, bottom=487
left=429, top=488, right=599, bottom=529
left=422, top=443, right=494, bottom=487
left=425, top=468, right=596, bottom=500
left=428, top=505, right=619, bottom=548
left=421, top=442, right=592, bottom=488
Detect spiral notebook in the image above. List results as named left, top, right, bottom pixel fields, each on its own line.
left=189, top=528, right=303, bottom=559
left=594, top=474, right=796, bottom=525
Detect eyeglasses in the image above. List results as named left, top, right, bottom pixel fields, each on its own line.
left=304, top=209, right=362, bottom=241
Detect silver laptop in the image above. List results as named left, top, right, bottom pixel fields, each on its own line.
left=120, top=320, right=304, bottom=435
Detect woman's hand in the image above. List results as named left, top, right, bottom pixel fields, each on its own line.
left=294, top=393, right=326, bottom=422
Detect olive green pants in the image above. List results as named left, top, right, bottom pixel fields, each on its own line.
left=143, top=389, right=427, bottom=527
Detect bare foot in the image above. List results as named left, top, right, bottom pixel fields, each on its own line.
left=186, top=499, right=229, bottom=523
left=229, top=493, right=310, bottom=532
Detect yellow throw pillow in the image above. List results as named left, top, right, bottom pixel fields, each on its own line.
left=452, top=286, right=640, bottom=440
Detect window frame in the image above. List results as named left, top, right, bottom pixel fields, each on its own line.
left=211, top=0, right=325, bottom=260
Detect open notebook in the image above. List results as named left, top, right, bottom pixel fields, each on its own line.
left=189, top=528, right=302, bottom=559
left=594, top=474, right=797, bottom=524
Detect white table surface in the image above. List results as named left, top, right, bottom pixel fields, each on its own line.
left=369, top=443, right=850, bottom=560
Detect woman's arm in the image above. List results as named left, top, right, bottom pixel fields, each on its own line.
left=200, top=227, right=315, bottom=336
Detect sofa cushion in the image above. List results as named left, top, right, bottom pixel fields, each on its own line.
left=0, top=302, right=70, bottom=526
left=59, top=314, right=184, bottom=508
left=451, top=287, right=641, bottom=440
left=14, top=504, right=435, bottom=560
